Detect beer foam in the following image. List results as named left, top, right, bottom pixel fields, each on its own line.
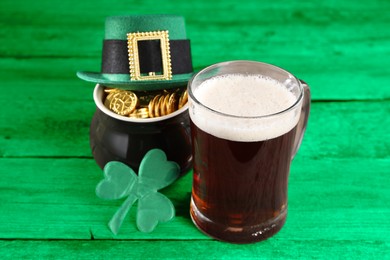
left=189, top=74, right=301, bottom=141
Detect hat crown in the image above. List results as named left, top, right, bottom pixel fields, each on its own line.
left=77, top=14, right=194, bottom=89
left=104, top=15, right=187, bottom=40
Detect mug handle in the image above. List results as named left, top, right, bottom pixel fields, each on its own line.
left=291, top=80, right=311, bottom=159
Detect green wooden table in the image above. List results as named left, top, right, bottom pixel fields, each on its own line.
left=1, top=0, right=389, bottom=258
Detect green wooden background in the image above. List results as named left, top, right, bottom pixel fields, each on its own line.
left=0, top=0, right=389, bottom=258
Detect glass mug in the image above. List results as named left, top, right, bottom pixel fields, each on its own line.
left=188, top=60, right=310, bottom=243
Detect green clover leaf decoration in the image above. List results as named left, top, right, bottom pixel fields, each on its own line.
left=96, top=149, right=180, bottom=234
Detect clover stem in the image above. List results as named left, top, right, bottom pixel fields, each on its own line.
left=108, top=194, right=138, bottom=235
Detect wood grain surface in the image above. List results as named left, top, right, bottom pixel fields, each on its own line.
left=0, top=0, right=389, bottom=258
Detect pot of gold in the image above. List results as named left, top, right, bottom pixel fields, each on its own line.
left=90, top=84, right=191, bottom=174
left=77, top=15, right=194, bottom=174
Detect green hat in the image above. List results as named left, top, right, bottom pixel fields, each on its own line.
left=77, top=15, right=194, bottom=91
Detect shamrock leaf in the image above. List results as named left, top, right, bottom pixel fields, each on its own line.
left=137, top=192, right=175, bottom=233
left=95, top=149, right=180, bottom=234
left=96, top=161, right=138, bottom=200
left=139, top=149, right=180, bottom=191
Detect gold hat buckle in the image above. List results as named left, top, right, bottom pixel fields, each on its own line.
left=127, top=30, right=172, bottom=81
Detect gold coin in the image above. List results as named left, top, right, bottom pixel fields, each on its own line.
left=109, top=90, right=138, bottom=116
left=154, top=95, right=165, bottom=117
left=129, top=107, right=149, bottom=118
left=148, top=94, right=160, bottom=118
left=105, top=91, right=116, bottom=102
left=178, top=90, right=188, bottom=109
left=167, top=92, right=178, bottom=114
left=104, top=87, right=119, bottom=93
left=104, top=96, right=111, bottom=109
left=104, top=88, right=121, bottom=109
left=161, top=94, right=170, bottom=116
left=138, top=107, right=149, bottom=117
left=102, top=87, right=186, bottom=119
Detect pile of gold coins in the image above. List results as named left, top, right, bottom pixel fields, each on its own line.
left=103, top=87, right=188, bottom=119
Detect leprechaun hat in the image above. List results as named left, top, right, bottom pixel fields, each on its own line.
left=77, top=14, right=194, bottom=91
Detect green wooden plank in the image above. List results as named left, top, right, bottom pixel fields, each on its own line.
left=0, top=0, right=389, bottom=100
left=0, top=239, right=388, bottom=259
left=0, top=158, right=198, bottom=240
left=1, top=100, right=389, bottom=159
left=0, top=0, right=389, bottom=258
left=0, top=157, right=388, bottom=241
left=0, top=94, right=94, bottom=158
left=0, top=0, right=389, bottom=56
left=299, top=100, right=390, bottom=160
left=1, top=52, right=390, bottom=101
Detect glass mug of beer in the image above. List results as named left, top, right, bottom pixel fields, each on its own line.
left=188, top=60, right=310, bottom=244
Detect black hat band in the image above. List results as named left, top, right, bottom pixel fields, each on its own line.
left=101, top=39, right=193, bottom=75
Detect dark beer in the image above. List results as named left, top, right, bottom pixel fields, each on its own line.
left=189, top=73, right=302, bottom=243
left=190, top=122, right=297, bottom=243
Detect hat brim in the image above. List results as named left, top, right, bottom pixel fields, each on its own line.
left=77, top=71, right=194, bottom=91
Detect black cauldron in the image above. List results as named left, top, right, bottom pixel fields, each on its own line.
left=89, top=84, right=192, bottom=174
